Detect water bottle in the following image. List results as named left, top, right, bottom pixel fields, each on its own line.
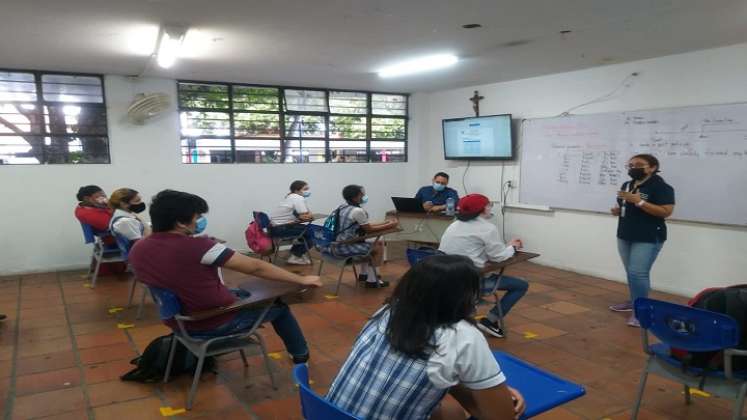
left=446, top=197, right=455, bottom=216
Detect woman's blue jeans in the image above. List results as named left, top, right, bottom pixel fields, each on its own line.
left=617, top=238, right=664, bottom=306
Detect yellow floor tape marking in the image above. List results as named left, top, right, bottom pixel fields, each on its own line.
left=324, top=294, right=338, bottom=300
left=684, top=389, right=711, bottom=398
left=117, top=323, right=135, bottom=329
left=83, top=283, right=93, bottom=288
left=268, top=352, right=283, bottom=360
left=108, top=307, right=124, bottom=314
left=160, top=407, right=186, bottom=416
left=523, top=332, right=539, bottom=339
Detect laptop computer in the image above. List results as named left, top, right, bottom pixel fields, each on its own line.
left=391, top=197, right=426, bottom=213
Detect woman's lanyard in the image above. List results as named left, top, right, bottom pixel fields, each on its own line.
left=620, top=182, right=640, bottom=218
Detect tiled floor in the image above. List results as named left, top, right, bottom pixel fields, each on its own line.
left=0, top=247, right=741, bottom=419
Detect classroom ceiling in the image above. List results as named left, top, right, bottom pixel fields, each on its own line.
left=1, top=0, right=747, bottom=93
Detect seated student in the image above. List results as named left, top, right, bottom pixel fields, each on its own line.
left=108, top=188, right=152, bottom=252
left=327, top=254, right=525, bottom=420
left=269, top=180, right=314, bottom=265
left=74, top=185, right=112, bottom=232
left=128, top=190, right=322, bottom=363
left=439, top=194, right=527, bottom=339
left=331, top=185, right=398, bottom=288
left=415, top=172, right=459, bottom=213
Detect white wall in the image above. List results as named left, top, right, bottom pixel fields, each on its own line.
left=418, top=43, right=747, bottom=297
left=0, top=76, right=425, bottom=274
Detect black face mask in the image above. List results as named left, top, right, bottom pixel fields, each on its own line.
left=628, top=168, right=647, bottom=181
left=129, top=202, right=146, bottom=214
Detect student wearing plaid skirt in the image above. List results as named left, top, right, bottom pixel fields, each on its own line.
left=326, top=254, right=524, bottom=420
left=331, top=184, right=398, bottom=288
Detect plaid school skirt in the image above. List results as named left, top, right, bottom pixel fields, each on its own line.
left=333, top=241, right=373, bottom=258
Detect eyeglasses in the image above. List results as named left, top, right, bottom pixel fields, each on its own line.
left=626, top=164, right=649, bottom=169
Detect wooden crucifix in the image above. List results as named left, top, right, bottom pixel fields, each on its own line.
left=469, top=90, right=484, bottom=117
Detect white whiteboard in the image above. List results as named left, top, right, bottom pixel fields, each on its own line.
left=519, top=103, right=747, bottom=226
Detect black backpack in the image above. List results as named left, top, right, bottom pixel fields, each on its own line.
left=120, top=334, right=215, bottom=383
left=671, top=285, right=747, bottom=372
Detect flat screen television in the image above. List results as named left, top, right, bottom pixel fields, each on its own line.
left=442, top=114, right=514, bottom=160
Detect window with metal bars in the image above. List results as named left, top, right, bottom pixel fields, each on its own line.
left=0, top=70, right=109, bottom=165
left=178, top=82, right=407, bottom=164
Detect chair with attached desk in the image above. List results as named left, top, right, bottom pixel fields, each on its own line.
left=307, top=224, right=398, bottom=296
left=149, top=285, right=278, bottom=410
left=80, top=223, right=126, bottom=288
left=493, top=350, right=585, bottom=418
left=406, top=248, right=539, bottom=333
left=632, top=297, right=747, bottom=420
left=110, top=230, right=150, bottom=319
left=253, top=211, right=312, bottom=264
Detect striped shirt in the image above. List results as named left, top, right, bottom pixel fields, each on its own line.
left=327, top=308, right=505, bottom=419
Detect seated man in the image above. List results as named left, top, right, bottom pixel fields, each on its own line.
left=439, top=194, right=527, bottom=339
left=415, top=172, right=459, bottom=213
left=129, top=189, right=322, bottom=363
left=74, top=185, right=112, bottom=232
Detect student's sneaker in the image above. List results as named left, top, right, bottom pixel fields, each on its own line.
left=609, top=301, right=633, bottom=312
left=287, top=254, right=311, bottom=265
left=301, top=254, right=312, bottom=265
left=477, top=318, right=505, bottom=338
left=627, top=316, right=641, bottom=328
left=364, top=279, right=390, bottom=288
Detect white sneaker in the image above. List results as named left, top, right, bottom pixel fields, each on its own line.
left=302, top=254, right=312, bottom=264
left=287, top=254, right=311, bottom=265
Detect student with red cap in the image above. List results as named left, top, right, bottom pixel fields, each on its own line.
left=439, top=194, right=528, bottom=338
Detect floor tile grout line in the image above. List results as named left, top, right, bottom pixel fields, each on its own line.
left=57, top=272, right=98, bottom=420
left=2, top=276, right=22, bottom=420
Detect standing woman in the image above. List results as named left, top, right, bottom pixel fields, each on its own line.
left=108, top=188, right=151, bottom=254
left=610, top=154, right=675, bottom=327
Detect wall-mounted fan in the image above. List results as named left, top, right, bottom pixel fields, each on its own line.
left=126, top=93, right=171, bottom=124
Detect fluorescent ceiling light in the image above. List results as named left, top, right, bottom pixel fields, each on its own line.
left=378, top=54, right=458, bottom=78
left=157, top=26, right=187, bottom=68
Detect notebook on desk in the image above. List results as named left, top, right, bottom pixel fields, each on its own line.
left=391, top=197, right=426, bottom=213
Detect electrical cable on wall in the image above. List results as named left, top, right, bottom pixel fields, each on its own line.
left=462, top=160, right=471, bottom=194
left=558, top=72, right=640, bottom=117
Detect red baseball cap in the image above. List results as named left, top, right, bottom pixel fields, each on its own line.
left=458, top=194, right=490, bottom=215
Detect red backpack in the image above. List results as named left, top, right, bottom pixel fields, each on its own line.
left=670, top=285, right=747, bottom=371
left=245, top=214, right=273, bottom=256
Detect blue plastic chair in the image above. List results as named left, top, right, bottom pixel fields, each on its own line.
left=632, top=297, right=747, bottom=420
left=493, top=350, right=585, bottom=418
left=253, top=211, right=311, bottom=264
left=109, top=229, right=149, bottom=319
left=80, top=223, right=125, bottom=288
left=148, top=286, right=277, bottom=410
left=292, top=363, right=362, bottom=420
left=307, top=224, right=381, bottom=295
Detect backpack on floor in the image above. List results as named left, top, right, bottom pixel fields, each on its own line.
left=670, top=285, right=747, bottom=372
left=120, top=334, right=215, bottom=383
